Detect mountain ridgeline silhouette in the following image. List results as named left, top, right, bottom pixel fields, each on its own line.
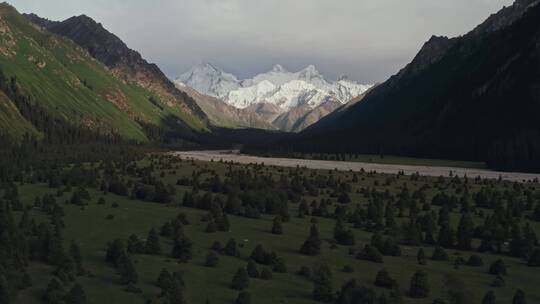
left=268, top=0, right=540, bottom=172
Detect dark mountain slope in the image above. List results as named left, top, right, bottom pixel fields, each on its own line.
left=24, top=13, right=208, bottom=130
left=284, top=0, right=540, bottom=172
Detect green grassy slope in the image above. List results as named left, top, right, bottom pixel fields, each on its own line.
left=0, top=90, right=38, bottom=139
left=0, top=3, right=204, bottom=141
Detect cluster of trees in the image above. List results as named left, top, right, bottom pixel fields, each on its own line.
left=155, top=269, right=186, bottom=304
left=1, top=183, right=88, bottom=303
left=105, top=240, right=138, bottom=286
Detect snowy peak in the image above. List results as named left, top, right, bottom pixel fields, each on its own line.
left=175, top=63, right=373, bottom=112
left=175, top=62, right=240, bottom=98
left=299, top=64, right=322, bottom=79
left=271, top=64, right=288, bottom=73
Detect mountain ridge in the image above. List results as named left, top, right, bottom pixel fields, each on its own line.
left=175, top=63, right=372, bottom=131
left=271, top=0, right=540, bottom=172
left=23, top=12, right=208, bottom=130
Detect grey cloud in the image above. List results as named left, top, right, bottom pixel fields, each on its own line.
left=14, top=0, right=514, bottom=83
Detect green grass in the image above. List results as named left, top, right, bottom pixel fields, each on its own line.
left=0, top=91, right=39, bottom=140
left=12, top=157, right=540, bottom=304
left=0, top=4, right=206, bottom=141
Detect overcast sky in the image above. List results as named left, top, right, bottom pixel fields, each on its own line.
left=14, top=0, right=513, bottom=83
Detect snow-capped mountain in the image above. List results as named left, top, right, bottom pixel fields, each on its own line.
left=176, top=63, right=241, bottom=98
left=174, top=63, right=373, bottom=131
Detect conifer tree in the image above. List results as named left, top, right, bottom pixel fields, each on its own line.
left=118, top=254, right=138, bottom=285
left=312, top=262, right=333, bottom=302
left=65, top=283, right=86, bottom=304
left=512, top=289, right=526, bottom=304
left=42, top=278, right=65, bottom=304
left=205, top=252, right=219, bottom=268
left=300, top=224, right=321, bottom=256
left=417, top=248, right=426, bottom=265
left=456, top=213, right=474, bottom=250
left=409, top=271, right=429, bottom=298
left=69, top=241, right=84, bottom=275
left=247, top=260, right=259, bottom=278
left=145, top=228, right=161, bottom=255
left=271, top=216, right=283, bottom=235
left=489, top=259, right=507, bottom=276
left=482, top=290, right=496, bottom=304
left=231, top=267, right=249, bottom=290
left=235, top=291, right=251, bottom=304
left=172, top=235, right=193, bottom=262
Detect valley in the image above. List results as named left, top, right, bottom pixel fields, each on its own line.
left=2, top=1, right=540, bottom=304
left=6, top=153, right=540, bottom=304
left=172, top=150, right=540, bottom=182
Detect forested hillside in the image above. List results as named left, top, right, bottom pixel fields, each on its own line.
left=276, top=0, right=540, bottom=172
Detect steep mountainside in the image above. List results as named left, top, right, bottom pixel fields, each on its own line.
left=280, top=0, right=540, bottom=172
left=176, top=83, right=275, bottom=130
left=176, top=63, right=371, bottom=131
left=0, top=4, right=204, bottom=143
left=24, top=13, right=207, bottom=130
left=273, top=100, right=343, bottom=133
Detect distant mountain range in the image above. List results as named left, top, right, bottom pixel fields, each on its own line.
left=272, top=0, right=540, bottom=172
left=175, top=63, right=372, bottom=132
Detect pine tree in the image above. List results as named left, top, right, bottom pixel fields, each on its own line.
left=374, top=269, right=395, bottom=289
left=260, top=268, right=272, bottom=280
left=466, top=254, right=484, bottom=267
left=417, top=248, right=426, bottom=265
left=456, top=213, right=474, bottom=250
left=247, top=260, right=259, bottom=278
left=509, top=224, right=524, bottom=257
left=235, top=291, right=251, bottom=304
left=105, top=239, right=125, bottom=267
left=271, top=216, right=283, bottom=235
left=482, top=290, right=496, bottom=304
left=409, top=271, right=429, bottom=298
left=334, top=219, right=355, bottom=246
left=126, top=234, right=145, bottom=254
left=156, top=268, right=173, bottom=291
left=431, top=247, right=449, bottom=261
left=272, top=257, right=287, bottom=273
left=65, top=283, right=86, bottom=304
left=162, top=272, right=186, bottom=304
left=437, top=223, right=456, bottom=248
left=231, top=268, right=249, bottom=290
left=42, top=278, right=65, bottom=304
left=0, top=276, right=10, bottom=304
left=312, top=262, right=333, bottom=302
left=300, top=224, right=321, bottom=256
left=224, top=238, right=239, bottom=257
left=69, top=241, right=84, bottom=275
left=489, top=259, right=507, bottom=276
left=172, top=235, right=193, bottom=262
left=145, top=228, right=161, bottom=255
left=118, top=253, right=138, bottom=285
left=205, top=252, right=219, bottom=268
left=527, top=248, right=540, bottom=267
left=512, top=289, right=526, bottom=304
